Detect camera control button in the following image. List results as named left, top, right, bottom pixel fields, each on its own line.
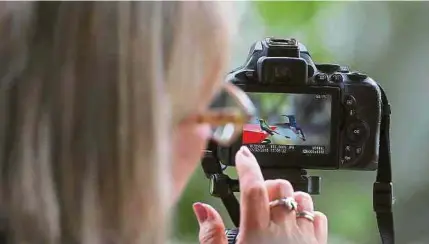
left=342, top=145, right=356, bottom=164
left=344, top=155, right=353, bottom=162
left=315, top=73, right=328, bottom=83
left=344, top=95, right=357, bottom=108
left=355, top=146, right=363, bottom=155
left=340, top=155, right=354, bottom=165
left=345, top=145, right=352, bottom=152
left=344, top=145, right=355, bottom=158
left=331, top=73, right=343, bottom=83
left=346, top=121, right=369, bottom=142
left=347, top=109, right=357, bottom=117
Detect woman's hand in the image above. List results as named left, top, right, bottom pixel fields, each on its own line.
left=193, top=146, right=328, bottom=244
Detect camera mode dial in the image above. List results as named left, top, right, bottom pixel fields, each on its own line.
left=315, top=64, right=341, bottom=73
left=348, top=72, right=368, bottom=82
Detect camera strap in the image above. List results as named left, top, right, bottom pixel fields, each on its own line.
left=374, top=85, right=395, bottom=244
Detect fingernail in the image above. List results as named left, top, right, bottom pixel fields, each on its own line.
left=193, top=202, right=208, bottom=223
left=240, top=146, right=252, bottom=157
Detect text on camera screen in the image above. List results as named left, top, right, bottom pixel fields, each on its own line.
left=242, top=92, right=331, bottom=155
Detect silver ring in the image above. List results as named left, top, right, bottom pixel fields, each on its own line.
left=269, top=197, right=298, bottom=211
left=296, top=210, right=315, bottom=222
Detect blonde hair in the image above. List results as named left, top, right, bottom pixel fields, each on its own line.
left=0, top=2, right=234, bottom=243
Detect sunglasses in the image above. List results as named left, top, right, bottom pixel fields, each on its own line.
left=183, top=82, right=256, bottom=146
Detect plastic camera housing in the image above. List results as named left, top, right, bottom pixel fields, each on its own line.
left=218, top=38, right=381, bottom=170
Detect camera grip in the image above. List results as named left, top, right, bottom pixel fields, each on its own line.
left=225, top=228, right=239, bottom=244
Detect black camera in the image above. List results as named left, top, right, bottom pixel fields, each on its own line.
left=201, top=38, right=394, bottom=244
left=218, top=37, right=382, bottom=171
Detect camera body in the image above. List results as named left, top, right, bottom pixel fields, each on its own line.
left=218, top=38, right=382, bottom=170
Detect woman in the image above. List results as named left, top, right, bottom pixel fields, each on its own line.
left=0, top=2, right=327, bottom=244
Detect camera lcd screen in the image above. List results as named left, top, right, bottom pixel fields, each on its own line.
left=242, top=92, right=331, bottom=155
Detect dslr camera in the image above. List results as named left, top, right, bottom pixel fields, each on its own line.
left=201, top=38, right=394, bottom=244
left=220, top=37, right=380, bottom=170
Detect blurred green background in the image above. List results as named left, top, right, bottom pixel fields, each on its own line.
left=172, top=2, right=429, bottom=244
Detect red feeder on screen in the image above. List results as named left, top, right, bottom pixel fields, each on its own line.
left=242, top=124, right=277, bottom=144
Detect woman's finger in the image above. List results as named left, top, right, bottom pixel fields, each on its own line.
left=265, top=179, right=296, bottom=226
left=293, top=191, right=315, bottom=234
left=193, top=203, right=227, bottom=244
left=313, top=211, right=328, bottom=244
left=235, top=146, right=270, bottom=231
